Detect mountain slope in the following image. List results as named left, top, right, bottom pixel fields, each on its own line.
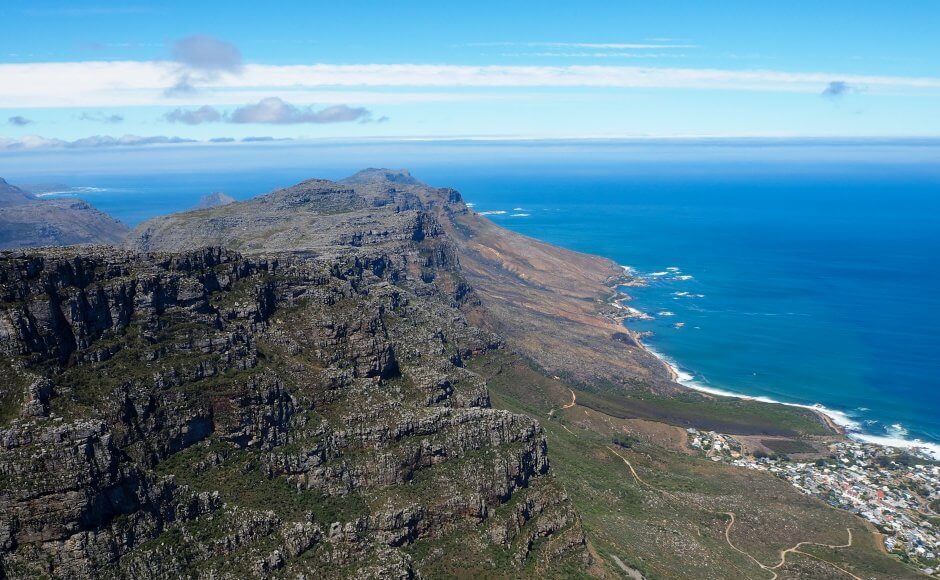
left=0, top=243, right=587, bottom=578
left=9, top=168, right=912, bottom=578
left=129, top=169, right=830, bottom=436
left=0, top=177, right=128, bottom=249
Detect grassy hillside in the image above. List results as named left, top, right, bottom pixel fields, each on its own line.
left=471, top=352, right=920, bottom=579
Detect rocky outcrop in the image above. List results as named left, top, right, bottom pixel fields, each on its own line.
left=0, top=242, right=587, bottom=578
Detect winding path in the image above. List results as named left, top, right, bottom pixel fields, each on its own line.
left=561, top=388, right=577, bottom=409
left=719, top=511, right=859, bottom=580
left=605, top=445, right=859, bottom=580
left=606, top=446, right=679, bottom=501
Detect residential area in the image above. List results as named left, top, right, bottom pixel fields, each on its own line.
left=688, top=429, right=940, bottom=575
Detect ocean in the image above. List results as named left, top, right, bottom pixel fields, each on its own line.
left=6, top=141, right=939, bottom=455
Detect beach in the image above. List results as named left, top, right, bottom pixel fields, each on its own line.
left=607, top=284, right=940, bottom=460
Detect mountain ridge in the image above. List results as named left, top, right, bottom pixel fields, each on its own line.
left=0, top=177, right=129, bottom=249
left=0, top=169, right=917, bottom=579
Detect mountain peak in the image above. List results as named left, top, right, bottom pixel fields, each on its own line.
left=195, top=191, right=236, bottom=210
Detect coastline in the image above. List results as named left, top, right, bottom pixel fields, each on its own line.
left=607, top=272, right=940, bottom=460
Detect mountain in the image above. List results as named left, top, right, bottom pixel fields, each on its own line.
left=195, top=191, right=236, bottom=210
left=0, top=178, right=35, bottom=205
left=0, top=170, right=916, bottom=578
left=0, top=177, right=128, bottom=249
left=0, top=181, right=587, bottom=576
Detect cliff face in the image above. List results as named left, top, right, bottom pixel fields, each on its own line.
left=127, top=169, right=669, bottom=393
left=0, top=239, right=586, bottom=576
left=0, top=177, right=129, bottom=250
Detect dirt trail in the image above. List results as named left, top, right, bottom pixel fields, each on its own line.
left=562, top=388, right=577, bottom=409
left=610, top=555, right=645, bottom=580
left=719, top=511, right=859, bottom=580
left=606, top=444, right=859, bottom=580
left=606, top=446, right=680, bottom=501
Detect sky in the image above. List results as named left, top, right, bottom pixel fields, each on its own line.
left=1, top=0, right=940, bottom=149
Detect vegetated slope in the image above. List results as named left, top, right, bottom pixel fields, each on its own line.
left=0, top=244, right=586, bottom=576
left=471, top=352, right=920, bottom=580
left=0, top=177, right=128, bottom=249
left=86, top=168, right=914, bottom=577
left=131, top=169, right=828, bottom=437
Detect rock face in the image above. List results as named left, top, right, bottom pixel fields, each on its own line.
left=0, top=177, right=129, bottom=250
left=126, top=168, right=669, bottom=395
left=0, top=230, right=587, bottom=575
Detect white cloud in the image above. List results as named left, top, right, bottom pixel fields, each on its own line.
left=164, top=105, right=223, bottom=124
left=1, top=61, right=939, bottom=109
left=170, top=35, right=243, bottom=74
left=79, top=111, right=124, bottom=123
left=230, top=98, right=371, bottom=124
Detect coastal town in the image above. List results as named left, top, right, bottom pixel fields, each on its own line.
left=687, top=429, right=940, bottom=576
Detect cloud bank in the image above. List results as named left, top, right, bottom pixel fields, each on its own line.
left=79, top=112, right=124, bottom=123
left=0, top=134, right=196, bottom=150
left=163, top=99, right=374, bottom=125
left=1, top=62, right=938, bottom=108
left=229, top=98, right=372, bottom=124
left=164, top=105, right=223, bottom=125
left=0, top=134, right=298, bottom=150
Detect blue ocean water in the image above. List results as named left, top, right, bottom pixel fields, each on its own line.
left=7, top=144, right=939, bottom=452
left=445, top=166, right=940, bottom=453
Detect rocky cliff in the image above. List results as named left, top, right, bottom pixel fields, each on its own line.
left=0, top=235, right=586, bottom=577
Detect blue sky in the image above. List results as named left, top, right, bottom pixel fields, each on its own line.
left=1, top=0, right=939, bottom=147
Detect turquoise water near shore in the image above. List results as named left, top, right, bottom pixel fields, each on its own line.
left=7, top=143, right=939, bottom=454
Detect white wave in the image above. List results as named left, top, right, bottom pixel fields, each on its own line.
left=619, top=265, right=636, bottom=275
left=477, top=210, right=507, bottom=215
left=886, top=423, right=908, bottom=438
left=36, top=186, right=108, bottom=196
left=512, top=207, right=525, bottom=211
left=673, top=291, right=690, bottom=297
left=851, top=433, right=940, bottom=459
left=666, top=266, right=680, bottom=272
left=640, top=343, right=940, bottom=459
left=675, top=275, right=694, bottom=281
left=465, top=202, right=475, bottom=207
left=509, top=213, right=530, bottom=217
left=657, top=311, right=675, bottom=317
left=650, top=271, right=669, bottom=277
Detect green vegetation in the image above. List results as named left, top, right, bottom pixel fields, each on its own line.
left=574, top=387, right=831, bottom=437
left=760, top=438, right=818, bottom=454
left=155, top=438, right=368, bottom=523
left=0, top=361, right=27, bottom=427
left=473, top=350, right=919, bottom=579
left=612, top=432, right=641, bottom=449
